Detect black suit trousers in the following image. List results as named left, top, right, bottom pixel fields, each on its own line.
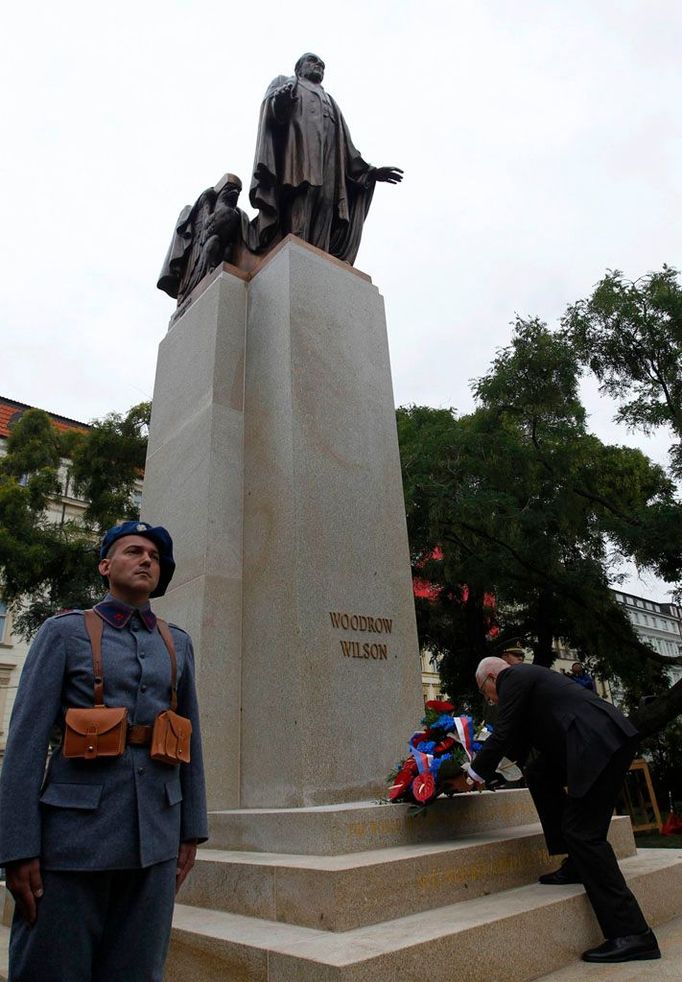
left=526, top=743, right=648, bottom=939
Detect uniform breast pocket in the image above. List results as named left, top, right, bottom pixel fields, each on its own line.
left=40, top=782, right=103, bottom=811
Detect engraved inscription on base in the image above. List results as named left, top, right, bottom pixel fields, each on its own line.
left=329, top=610, right=393, bottom=661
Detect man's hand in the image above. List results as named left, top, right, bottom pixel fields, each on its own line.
left=175, top=840, right=198, bottom=894
left=276, top=80, right=296, bottom=98
left=447, top=773, right=486, bottom=794
left=5, top=858, right=43, bottom=926
left=374, top=166, right=403, bottom=184
left=273, top=81, right=297, bottom=107
left=272, top=80, right=297, bottom=122
left=448, top=773, right=473, bottom=794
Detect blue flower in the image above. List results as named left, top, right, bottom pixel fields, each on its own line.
left=433, top=714, right=456, bottom=731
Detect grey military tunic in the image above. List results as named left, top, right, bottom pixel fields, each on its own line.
left=0, top=597, right=208, bottom=981
left=0, top=597, right=207, bottom=869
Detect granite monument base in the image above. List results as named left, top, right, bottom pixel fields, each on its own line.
left=142, top=238, right=423, bottom=810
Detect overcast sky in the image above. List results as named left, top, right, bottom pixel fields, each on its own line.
left=3, top=1, right=680, bottom=599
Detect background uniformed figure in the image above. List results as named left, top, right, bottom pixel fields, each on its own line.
left=0, top=521, right=208, bottom=982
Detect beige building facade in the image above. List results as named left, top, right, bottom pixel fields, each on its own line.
left=612, top=588, right=682, bottom=685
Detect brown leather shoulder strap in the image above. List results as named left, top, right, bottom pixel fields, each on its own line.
left=84, top=609, right=105, bottom=706
left=156, top=618, right=178, bottom=711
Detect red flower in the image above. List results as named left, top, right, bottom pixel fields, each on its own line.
left=388, top=758, right=418, bottom=801
left=425, top=699, right=454, bottom=713
left=433, top=736, right=456, bottom=754
left=412, top=772, right=437, bottom=804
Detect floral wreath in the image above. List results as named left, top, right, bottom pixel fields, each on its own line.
left=387, top=698, right=520, bottom=807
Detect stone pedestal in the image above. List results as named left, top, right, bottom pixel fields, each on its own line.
left=142, top=238, right=423, bottom=810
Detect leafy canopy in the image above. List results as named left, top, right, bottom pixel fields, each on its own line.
left=0, top=403, right=150, bottom=639
left=398, top=317, right=682, bottom=733
left=563, top=265, right=682, bottom=476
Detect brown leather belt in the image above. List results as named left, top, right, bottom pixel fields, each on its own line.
left=127, top=724, right=153, bottom=746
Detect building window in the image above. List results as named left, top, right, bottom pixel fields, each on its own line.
left=0, top=600, right=7, bottom=643
left=0, top=667, right=11, bottom=736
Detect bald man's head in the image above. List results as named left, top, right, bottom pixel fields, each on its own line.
left=475, top=656, right=512, bottom=704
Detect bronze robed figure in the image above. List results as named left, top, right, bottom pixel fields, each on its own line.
left=158, top=53, right=402, bottom=304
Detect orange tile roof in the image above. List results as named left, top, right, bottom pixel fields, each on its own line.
left=0, top=397, right=90, bottom=439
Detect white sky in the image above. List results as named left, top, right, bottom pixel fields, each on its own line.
left=3, top=1, right=680, bottom=600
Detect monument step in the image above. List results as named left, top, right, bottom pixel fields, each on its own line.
left=167, top=850, right=682, bottom=982
left=0, top=886, right=12, bottom=930
left=207, top=789, right=542, bottom=854
left=0, top=923, right=8, bottom=982
left=180, top=817, right=635, bottom=931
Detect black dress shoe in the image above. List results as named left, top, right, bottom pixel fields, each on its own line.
left=538, top=859, right=582, bottom=885
left=582, top=928, right=661, bottom=963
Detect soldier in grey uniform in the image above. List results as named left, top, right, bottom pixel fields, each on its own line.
left=0, top=521, right=208, bottom=982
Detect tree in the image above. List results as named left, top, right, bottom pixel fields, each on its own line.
left=398, top=318, right=682, bottom=734
left=0, top=403, right=150, bottom=639
left=563, top=265, right=682, bottom=477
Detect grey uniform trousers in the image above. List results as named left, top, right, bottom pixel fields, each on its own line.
left=9, top=859, right=176, bottom=982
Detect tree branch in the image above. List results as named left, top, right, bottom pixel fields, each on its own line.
left=629, top=675, right=682, bottom=738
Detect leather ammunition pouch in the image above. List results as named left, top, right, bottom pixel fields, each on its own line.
left=63, top=706, right=128, bottom=760
left=149, top=619, right=192, bottom=765
left=150, top=709, right=192, bottom=765
left=63, top=609, right=191, bottom=765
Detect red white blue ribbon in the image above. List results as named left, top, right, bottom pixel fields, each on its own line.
left=410, top=746, right=433, bottom=774
left=453, top=715, right=475, bottom=760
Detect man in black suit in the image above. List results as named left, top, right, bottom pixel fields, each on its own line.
left=451, top=657, right=660, bottom=964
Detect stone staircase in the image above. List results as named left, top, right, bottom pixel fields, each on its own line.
left=167, top=790, right=682, bottom=981
left=0, top=883, right=13, bottom=981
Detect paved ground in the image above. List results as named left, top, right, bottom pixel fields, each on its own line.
left=537, top=914, right=682, bottom=980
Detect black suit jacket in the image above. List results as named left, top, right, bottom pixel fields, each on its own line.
left=471, top=664, right=638, bottom=797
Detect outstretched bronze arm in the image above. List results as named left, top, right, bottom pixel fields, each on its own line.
left=373, top=166, right=403, bottom=184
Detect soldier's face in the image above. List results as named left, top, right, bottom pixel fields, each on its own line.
left=299, top=55, right=325, bottom=83
left=99, top=535, right=161, bottom=602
